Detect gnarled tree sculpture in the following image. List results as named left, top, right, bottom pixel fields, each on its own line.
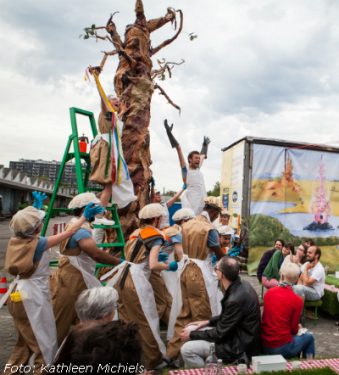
left=84, top=0, right=183, bottom=235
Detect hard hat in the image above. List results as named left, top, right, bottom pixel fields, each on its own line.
left=68, top=192, right=100, bottom=209
left=218, top=226, right=234, bottom=236
left=172, top=208, right=195, bottom=222
left=139, top=203, right=166, bottom=219
left=220, top=209, right=230, bottom=217
left=10, top=206, right=45, bottom=237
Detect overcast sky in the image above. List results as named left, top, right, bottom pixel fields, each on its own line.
left=2, top=0, right=339, bottom=192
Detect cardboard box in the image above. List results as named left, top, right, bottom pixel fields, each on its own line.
left=252, top=355, right=287, bottom=373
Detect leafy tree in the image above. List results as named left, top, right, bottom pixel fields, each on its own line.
left=207, top=181, right=220, bottom=196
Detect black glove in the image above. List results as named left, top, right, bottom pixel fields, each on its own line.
left=200, top=136, right=210, bottom=158
left=164, top=119, right=179, bottom=148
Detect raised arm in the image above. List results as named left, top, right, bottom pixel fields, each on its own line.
left=88, top=66, right=111, bottom=113
left=164, top=119, right=187, bottom=183
left=166, top=188, right=185, bottom=208
left=199, top=136, right=211, bottom=167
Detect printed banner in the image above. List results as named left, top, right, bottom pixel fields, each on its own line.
left=248, top=143, right=339, bottom=274
left=220, top=141, right=245, bottom=232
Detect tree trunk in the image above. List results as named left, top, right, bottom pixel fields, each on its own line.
left=106, top=0, right=181, bottom=236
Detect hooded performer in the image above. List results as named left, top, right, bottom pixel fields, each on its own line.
left=1, top=200, right=101, bottom=374
left=50, top=192, right=121, bottom=345
left=104, top=203, right=178, bottom=370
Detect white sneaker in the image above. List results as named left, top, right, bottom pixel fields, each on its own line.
left=93, top=217, right=115, bottom=226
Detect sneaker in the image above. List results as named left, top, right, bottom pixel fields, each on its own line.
left=93, top=217, right=115, bottom=226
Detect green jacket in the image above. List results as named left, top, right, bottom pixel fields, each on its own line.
left=262, top=249, right=283, bottom=281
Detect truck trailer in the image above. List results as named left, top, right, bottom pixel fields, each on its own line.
left=220, top=136, right=339, bottom=274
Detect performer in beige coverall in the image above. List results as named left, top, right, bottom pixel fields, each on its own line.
left=166, top=197, right=225, bottom=363
left=105, top=203, right=178, bottom=370
left=50, top=192, right=120, bottom=345
left=1, top=203, right=100, bottom=373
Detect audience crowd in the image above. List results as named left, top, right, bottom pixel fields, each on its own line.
left=2, top=193, right=326, bottom=373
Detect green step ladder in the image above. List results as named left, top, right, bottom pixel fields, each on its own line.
left=42, top=107, right=125, bottom=274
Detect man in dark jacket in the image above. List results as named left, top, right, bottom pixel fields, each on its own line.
left=180, top=256, right=261, bottom=368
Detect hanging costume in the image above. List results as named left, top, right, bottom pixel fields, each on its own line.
left=50, top=219, right=101, bottom=345
left=1, top=236, right=57, bottom=373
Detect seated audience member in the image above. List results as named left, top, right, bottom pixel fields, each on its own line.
left=217, top=226, right=233, bottom=254
left=303, top=238, right=315, bottom=248
left=293, top=246, right=325, bottom=302
left=257, top=239, right=284, bottom=283
left=54, top=320, right=143, bottom=370
left=281, top=243, right=307, bottom=271
left=179, top=257, right=261, bottom=368
left=261, top=262, right=315, bottom=358
left=262, top=243, right=291, bottom=289
left=75, top=286, right=118, bottom=322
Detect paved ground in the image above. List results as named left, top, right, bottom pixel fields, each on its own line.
left=0, top=218, right=339, bottom=370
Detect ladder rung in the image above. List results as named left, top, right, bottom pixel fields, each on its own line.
left=105, top=205, right=118, bottom=210
left=92, top=224, right=121, bottom=229
left=97, top=243, right=125, bottom=248
left=87, top=187, right=102, bottom=192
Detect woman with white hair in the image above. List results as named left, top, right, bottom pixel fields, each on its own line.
left=75, top=286, right=119, bottom=322
left=105, top=203, right=178, bottom=370
left=50, top=192, right=121, bottom=346
left=2, top=200, right=101, bottom=374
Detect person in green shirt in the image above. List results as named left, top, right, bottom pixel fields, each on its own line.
left=262, top=243, right=292, bottom=289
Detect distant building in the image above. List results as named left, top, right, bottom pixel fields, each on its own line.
left=10, top=158, right=79, bottom=187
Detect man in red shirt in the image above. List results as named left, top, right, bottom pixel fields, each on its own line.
left=261, top=262, right=315, bottom=358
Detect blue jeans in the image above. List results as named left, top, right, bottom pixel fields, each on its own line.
left=263, top=333, right=315, bottom=358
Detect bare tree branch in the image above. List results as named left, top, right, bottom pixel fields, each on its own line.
left=147, top=7, right=176, bottom=32
left=154, top=83, right=181, bottom=113
left=106, top=14, right=124, bottom=50
left=151, top=58, right=185, bottom=80
left=106, top=13, right=136, bottom=66
left=151, top=10, right=183, bottom=56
